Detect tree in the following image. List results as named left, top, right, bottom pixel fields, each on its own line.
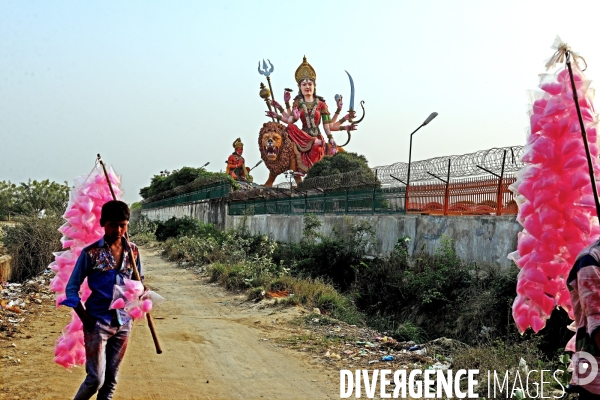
left=15, top=179, right=70, bottom=216
left=0, top=181, right=18, bottom=220
left=304, top=152, right=380, bottom=188
left=139, top=167, right=234, bottom=200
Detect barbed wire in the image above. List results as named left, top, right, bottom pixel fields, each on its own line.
left=372, top=145, right=524, bottom=185
left=144, top=145, right=526, bottom=203
left=299, top=170, right=378, bottom=192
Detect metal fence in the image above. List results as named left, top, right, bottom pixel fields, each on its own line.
left=141, top=182, right=231, bottom=210
left=140, top=145, right=523, bottom=216
left=405, top=176, right=517, bottom=215
left=140, top=175, right=231, bottom=204
left=229, top=175, right=518, bottom=216
left=228, top=187, right=406, bottom=216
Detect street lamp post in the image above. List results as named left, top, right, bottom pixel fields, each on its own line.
left=405, top=112, right=439, bottom=212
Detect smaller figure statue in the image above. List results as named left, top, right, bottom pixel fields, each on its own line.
left=226, top=138, right=253, bottom=182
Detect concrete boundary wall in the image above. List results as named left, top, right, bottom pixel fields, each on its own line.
left=142, top=199, right=228, bottom=230
left=143, top=200, right=521, bottom=268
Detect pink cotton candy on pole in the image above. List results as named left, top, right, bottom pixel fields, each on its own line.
left=509, top=40, right=600, bottom=334
left=49, top=164, right=124, bottom=369
left=128, top=306, right=143, bottom=320
left=142, top=299, right=153, bottom=313
left=110, top=298, right=126, bottom=310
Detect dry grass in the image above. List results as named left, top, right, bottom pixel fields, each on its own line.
left=1, top=216, right=62, bottom=282
left=208, top=264, right=365, bottom=326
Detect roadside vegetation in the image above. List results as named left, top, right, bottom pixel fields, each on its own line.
left=129, top=213, right=572, bottom=384
left=302, top=152, right=380, bottom=188
left=0, top=179, right=70, bottom=221
left=0, top=179, right=69, bottom=281
left=0, top=169, right=572, bottom=394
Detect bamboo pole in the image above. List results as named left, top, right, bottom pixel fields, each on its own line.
left=565, top=53, right=600, bottom=218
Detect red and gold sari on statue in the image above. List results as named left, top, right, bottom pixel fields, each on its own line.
left=287, top=98, right=334, bottom=174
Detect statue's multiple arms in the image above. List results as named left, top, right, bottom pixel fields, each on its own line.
left=330, top=95, right=343, bottom=124
left=328, top=94, right=356, bottom=132
left=268, top=90, right=300, bottom=124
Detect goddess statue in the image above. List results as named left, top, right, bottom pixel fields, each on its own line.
left=265, top=57, right=357, bottom=176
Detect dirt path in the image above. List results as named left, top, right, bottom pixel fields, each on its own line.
left=0, top=248, right=339, bottom=400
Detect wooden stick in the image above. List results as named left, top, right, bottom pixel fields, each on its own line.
left=565, top=55, right=600, bottom=218
left=97, top=154, right=163, bottom=354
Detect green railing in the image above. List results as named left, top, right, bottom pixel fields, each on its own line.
left=228, top=187, right=406, bottom=216
left=141, top=182, right=231, bottom=210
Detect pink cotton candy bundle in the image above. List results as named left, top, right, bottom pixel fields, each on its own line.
left=110, top=278, right=164, bottom=320
left=141, top=299, right=153, bottom=313
left=49, top=164, right=123, bottom=369
left=110, top=298, right=126, bottom=310
left=53, top=310, right=86, bottom=368
left=509, top=45, right=600, bottom=334
left=128, top=306, right=143, bottom=320
left=124, top=290, right=165, bottom=320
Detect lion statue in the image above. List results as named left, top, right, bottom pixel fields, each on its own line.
left=258, top=121, right=346, bottom=187
left=258, top=122, right=299, bottom=187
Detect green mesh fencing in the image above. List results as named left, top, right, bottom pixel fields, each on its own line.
left=141, top=182, right=231, bottom=210
left=228, top=187, right=406, bottom=216
left=142, top=182, right=406, bottom=215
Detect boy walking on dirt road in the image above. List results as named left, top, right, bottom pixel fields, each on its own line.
left=61, top=200, right=142, bottom=400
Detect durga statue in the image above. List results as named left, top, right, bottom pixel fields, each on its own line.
left=258, top=56, right=364, bottom=186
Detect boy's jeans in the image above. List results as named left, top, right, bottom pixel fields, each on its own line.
left=74, top=319, right=132, bottom=400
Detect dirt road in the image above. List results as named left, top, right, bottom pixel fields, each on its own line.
left=0, top=248, right=339, bottom=400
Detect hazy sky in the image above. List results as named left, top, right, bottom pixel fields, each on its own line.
left=2, top=0, right=600, bottom=202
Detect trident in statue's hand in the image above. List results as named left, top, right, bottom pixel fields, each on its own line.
left=258, top=59, right=274, bottom=77
left=258, top=59, right=277, bottom=105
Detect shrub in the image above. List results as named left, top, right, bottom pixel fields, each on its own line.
left=205, top=236, right=286, bottom=290
left=163, top=236, right=220, bottom=266
left=155, top=216, right=224, bottom=242
left=302, top=213, right=322, bottom=244
left=1, top=216, right=63, bottom=282
left=306, top=152, right=377, bottom=180
left=129, top=232, right=156, bottom=246
left=162, top=229, right=277, bottom=270
left=273, top=217, right=375, bottom=291
left=129, top=215, right=157, bottom=237
left=355, top=236, right=477, bottom=343
left=394, top=321, right=427, bottom=343
left=451, top=339, right=555, bottom=396
left=208, top=264, right=364, bottom=326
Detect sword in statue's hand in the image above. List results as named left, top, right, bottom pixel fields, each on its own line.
left=338, top=71, right=365, bottom=147
left=249, top=160, right=263, bottom=172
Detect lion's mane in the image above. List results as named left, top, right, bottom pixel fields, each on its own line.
left=258, top=122, right=295, bottom=176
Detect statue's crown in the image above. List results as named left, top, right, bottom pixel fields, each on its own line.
left=233, top=137, right=244, bottom=149
left=295, top=56, right=316, bottom=83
